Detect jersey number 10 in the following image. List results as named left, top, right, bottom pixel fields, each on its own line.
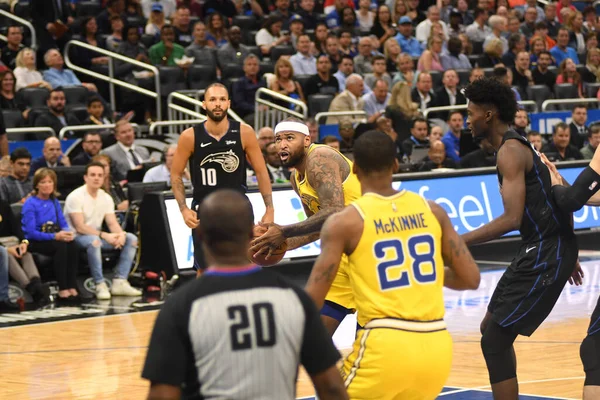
left=199, top=167, right=217, bottom=186
left=227, top=303, right=277, bottom=351
left=374, top=234, right=437, bottom=290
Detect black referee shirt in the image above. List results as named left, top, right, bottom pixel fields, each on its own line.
left=142, top=266, right=340, bottom=400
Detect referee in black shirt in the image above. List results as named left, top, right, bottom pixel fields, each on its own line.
left=142, top=189, right=347, bottom=400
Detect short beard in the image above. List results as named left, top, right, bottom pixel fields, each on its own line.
left=206, top=108, right=228, bottom=122
left=281, top=150, right=304, bottom=168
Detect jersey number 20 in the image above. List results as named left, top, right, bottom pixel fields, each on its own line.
left=227, top=303, right=276, bottom=351
left=374, top=234, right=437, bottom=290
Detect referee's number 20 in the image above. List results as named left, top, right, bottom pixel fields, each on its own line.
left=227, top=303, right=276, bottom=351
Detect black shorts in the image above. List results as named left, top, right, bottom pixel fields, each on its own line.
left=191, top=199, right=206, bottom=271
left=488, top=236, right=578, bottom=337
left=587, top=296, right=600, bottom=337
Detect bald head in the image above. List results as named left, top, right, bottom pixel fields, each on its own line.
left=198, top=189, right=254, bottom=260
left=258, top=127, right=275, bottom=151
left=43, top=137, right=62, bottom=164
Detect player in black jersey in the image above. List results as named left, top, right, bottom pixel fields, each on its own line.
left=461, top=77, right=579, bottom=399
left=540, top=148, right=600, bottom=399
left=142, top=189, right=347, bottom=400
left=171, top=83, right=274, bottom=273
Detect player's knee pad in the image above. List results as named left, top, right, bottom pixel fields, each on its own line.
left=581, top=334, right=600, bottom=386
left=321, top=300, right=351, bottom=323
left=481, top=321, right=518, bottom=384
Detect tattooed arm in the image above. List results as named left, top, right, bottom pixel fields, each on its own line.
left=250, top=148, right=348, bottom=256
left=281, top=147, right=347, bottom=238
left=305, top=208, right=360, bottom=308
left=171, top=128, right=199, bottom=229
left=429, top=200, right=480, bottom=290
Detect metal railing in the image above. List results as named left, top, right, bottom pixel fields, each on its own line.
left=314, top=111, right=368, bottom=124
left=423, top=101, right=537, bottom=119
left=64, top=40, right=162, bottom=120
left=58, top=123, right=142, bottom=140
left=165, top=91, right=244, bottom=135
left=149, top=119, right=205, bottom=136
left=423, top=104, right=468, bottom=119
left=542, top=98, right=599, bottom=112
left=6, top=127, right=54, bottom=139
left=0, top=9, right=37, bottom=50
left=254, top=88, right=308, bottom=132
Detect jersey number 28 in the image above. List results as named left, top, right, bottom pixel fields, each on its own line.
left=374, top=234, right=437, bottom=290
left=227, top=303, right=276, bottom=351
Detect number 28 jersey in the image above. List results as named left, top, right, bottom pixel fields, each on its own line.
left=348, top=190, right=445, bottom=327
left=191, top=120, right=247, bottom=202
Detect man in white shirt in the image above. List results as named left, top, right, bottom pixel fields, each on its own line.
left=101, top=120, right=150, bottom=181
left=289, top=34, right=317, bottom=76
left=483, top=15, right=509, bottom=54
left=416, top=6, right=450, bottom=44
left=143, top=144, right=191, bottom=184
left=465, top=7, right=491, bottom=43
left=65, top=162, right=142, bottom=300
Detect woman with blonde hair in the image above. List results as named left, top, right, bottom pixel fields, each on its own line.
left=269, top=58, right=306, bottom=107
left=417, top=35, right=444, bottom=72
left=392, top=0, right=408, bottom=25
left=384, top=37, right=402, bottom=72
left=392, top=52, right=418, bottom=86
left=479, top=37, right=503, bottom=68
left=22, top=168, right=79, bottom=302
left=145, top=3, right=168, bottom=39
left=13, top=48, right=52, bottom=92
left=581, top=48, right=600, bottom=83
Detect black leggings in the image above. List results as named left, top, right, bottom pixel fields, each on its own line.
left=29, top=240, right=80, bottom=291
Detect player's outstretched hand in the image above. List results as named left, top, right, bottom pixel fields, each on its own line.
left=260, top=207, right=275, bottom=225
left=250, top=222, right=285, bottom=259
left=539, top=153, right=562, bottom=187
left=182, top=208, right=200, bottom=229
left=569, top=259, right=584, bottom=286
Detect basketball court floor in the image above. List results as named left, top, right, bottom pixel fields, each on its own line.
left=1, top=255, right=599, bottom=399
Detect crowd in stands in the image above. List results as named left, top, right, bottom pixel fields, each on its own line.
left=0, top=0, right=599, bottom=311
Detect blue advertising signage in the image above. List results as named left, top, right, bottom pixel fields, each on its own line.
left=530, top=110, right=600, bottom=135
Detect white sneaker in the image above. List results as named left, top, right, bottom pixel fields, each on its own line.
left=96, top=282, right=111, bottom=300
left=111, top=278, right=142, bottom=297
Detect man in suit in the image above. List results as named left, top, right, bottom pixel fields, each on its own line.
left=431, top=69, right=466, bottom=121
left=29, top=0, right=73, bottom=70
left=30, top=137, right=71, bottom=176
left=569, top=105, right=588, bottom=149
left=34, top=88, right=81, bottom=137
left=101, top=120, right=150, bottom=181
left=411, top=72, right=436, bottom=113
left=326, top=74, right=365, bottom=125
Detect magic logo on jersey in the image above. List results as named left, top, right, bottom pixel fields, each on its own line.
left=200, top=149, right=240, bottom=173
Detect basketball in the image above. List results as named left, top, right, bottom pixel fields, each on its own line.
left=248, top=225, right=288, bottom=266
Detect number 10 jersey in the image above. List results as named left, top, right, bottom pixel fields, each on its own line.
left=348, top=190, right=445, bottom=327
left=191, top=120, right=247, bottom=203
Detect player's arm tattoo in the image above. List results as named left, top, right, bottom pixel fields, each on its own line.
left=307, top=262, right=337, bottom=286
left=172, top=175, right=187, bottom=211
left=262, top=193, right=273, bottom=208
left=281, top=151, right=346, bottom=238
left=286, top=232, right=321, bottom=250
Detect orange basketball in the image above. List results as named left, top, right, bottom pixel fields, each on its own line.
left=248, top=225, right=288, bottom=266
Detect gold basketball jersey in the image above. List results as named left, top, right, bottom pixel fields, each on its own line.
left=294, top=144, right=361, bottom=213
left=349, top=190, right=446, bottom=327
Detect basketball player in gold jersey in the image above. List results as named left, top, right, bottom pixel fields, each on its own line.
left=305, top=131, right=481, bottom=399
left=250, top=117, right=362, bottom=335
